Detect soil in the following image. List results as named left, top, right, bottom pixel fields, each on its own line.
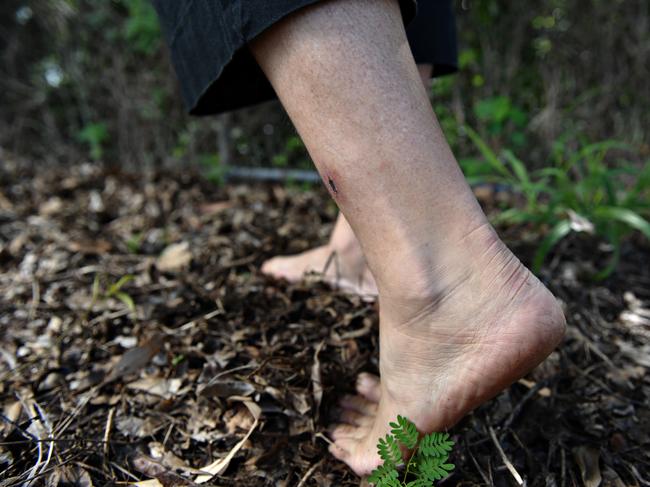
left=1, top=158, right=648, bottom=486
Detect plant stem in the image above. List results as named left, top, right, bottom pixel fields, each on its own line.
left=402, top=447, right=418, bottom=485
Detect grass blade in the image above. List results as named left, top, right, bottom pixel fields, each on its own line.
left=464, top=125, right=511, bottom=179
left=593, top=207, right=650, bottom=240
left=532, top=220, right=572, bottom=272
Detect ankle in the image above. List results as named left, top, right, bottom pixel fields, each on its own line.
left=375, top=220, right=505, bottom=304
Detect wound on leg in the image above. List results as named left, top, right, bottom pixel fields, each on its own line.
left=322, top=168, right=342, bottom=199
left=328, top=176, right=338, bottom=195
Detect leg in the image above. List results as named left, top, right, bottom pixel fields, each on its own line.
left=260, top=63, right=431, bottom=296
left=251, top=0, right=565, bottom=475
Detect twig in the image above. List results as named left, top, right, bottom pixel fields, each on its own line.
left=161, top=309, right=222, bottom=335
left=315, top=432, right=334, bottom=446
left=466, top=442, right=490, bottom=484
left=296, top=459, right=324, bottom=487
left=87, top=308, right=130, bottom=326
left=33, top=401, right=54, bottom=484
left=488, top=426, right=524, bottom=486
left=53, top=385, right=98, bottom=438
left=29, top=278, right=40, bottom=320
left=109, top=461, right=142, bottom=482
left=502, top=379, right=550, bottom=432
left=103, top=407, right=115, bottom=457
left=17, top=396, right=54, bottom=487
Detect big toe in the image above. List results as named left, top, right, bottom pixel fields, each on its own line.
left=329, top=436, right=378, bottom=477
left=261, top=256, right=295, bottom=280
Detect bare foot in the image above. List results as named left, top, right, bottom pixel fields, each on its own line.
left=262, top=214, right=378, bottom=297
left=328, top=225, right=566, bottom=475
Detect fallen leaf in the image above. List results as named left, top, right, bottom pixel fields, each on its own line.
left=127, top=377, right=182, bottom=398
left=107, top=334, right=164, bottom=381
left=132, top=454, right=192, bottom=486
left=573, top=446, right=602, bottom=487
left=157, top=242, right=192, bottom=272
left=311, top=341, right=324, bottom=418
left=39, top=197, right=63, bottom=216
left=224, top=405, right=255, bottom=434
left=198, top=380, right=255, bottom=398
left=48, top=465, right=94, bottom=487
left=1, top=401, right=21, bottom=437
left=194, top=401, right=260, bottom=483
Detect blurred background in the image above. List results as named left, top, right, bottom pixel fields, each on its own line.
left=2, top=0, right=648, bottom=170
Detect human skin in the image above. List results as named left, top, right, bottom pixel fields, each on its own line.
left=261, top=65, right=433, bottom=297
left=250, top=0, right=566, bottom=476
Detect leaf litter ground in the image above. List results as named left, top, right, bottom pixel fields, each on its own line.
left=0, top=159, right=648, bottom=486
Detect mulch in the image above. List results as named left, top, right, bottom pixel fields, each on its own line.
left=1, top=157, right=648, bottom=486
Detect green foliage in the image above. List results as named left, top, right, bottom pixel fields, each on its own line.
left=368, top=416, right=455, bottom=487
left=418, top=432, right=454, bottom=458
left=377, top=434, right=403, bottom=466
left=90, top=274, right=136, bottom=313
left=473, top=96, right=527, bottom=149
left=122, top=0, right=162, bottom=55
left=390, top=415, right=418, bottom=450
left=368, top=464, right=401, bottom=487
left=76, top=122, right=108, bottom=160
left=198, top=153, right=226, bottom=186
left=271, top=135, right=310, bottom=169
left=462, top=128, right=650, bottom=278
left=126, top=232, right=144, bottom=254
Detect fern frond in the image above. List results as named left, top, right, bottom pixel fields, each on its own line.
left=377, top=434, right=402, bottom=466
left=367, top=463, right=401, bottom=487
left=418, top=432, right=454, bottom=459
left=389, top=415, right=418, bottom=449
left=404, top=479, right=432, bottom=487
left=417, top=454, right=455, bottom=481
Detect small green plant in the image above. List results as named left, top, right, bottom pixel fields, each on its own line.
left=125, top=232, right=144, bottom=254
left=90, top=274, right=136, bottom=313
left=198, top=153, right=226, bottom=185
left=368, top=416, right=455, bottom=487
left=77, top=122, right=108, bottom=160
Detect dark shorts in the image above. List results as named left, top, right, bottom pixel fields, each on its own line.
left=152, top=0, right=458, bottom=115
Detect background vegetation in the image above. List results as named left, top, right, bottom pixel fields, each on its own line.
left=1, top=0, right=648, bottom=169
left=1, top=0, right=649, bottom=275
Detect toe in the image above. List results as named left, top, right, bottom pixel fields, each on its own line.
left=339, top=394, right=378, bottom=415
left=356, top=372, right=381, bottom=403
left=328, top=442, right=350, bottom=461
left=330, top=423, right=366, bottom=440
left=261, top=257, right=281, bottom=276
left=330, top=437, right=359, bottom=459
left=340, top=409, right=373, bottom=426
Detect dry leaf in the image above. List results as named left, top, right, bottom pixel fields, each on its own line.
left=107, top=334, right=164, bottom=381
left=132, top=454, right=193, bottom=486
left=1, top=401, right=21, bottom=437
left=194, top=401, right=260, bottom=483
left=157, top=242, right=192, bottom=272
left=573, top=446, right=602, bottom=487
left=127, top=377, right=182, bottom=398
left=311, top=341, right=324, bottom=418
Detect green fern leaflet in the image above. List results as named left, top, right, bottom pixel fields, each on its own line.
left=377, top=434, right=403, bottom=466
left=416, top=455, right=455, bottom=482
left=389, top=415, right=419, bottom=449
left=418, top=432, right=454, bottom=458
left=368, top=416, right=455, bottom=487
left=368, top=463, right=401, bottom=487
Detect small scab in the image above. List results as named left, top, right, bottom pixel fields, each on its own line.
left=328, top=177, right=338, bottom=195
